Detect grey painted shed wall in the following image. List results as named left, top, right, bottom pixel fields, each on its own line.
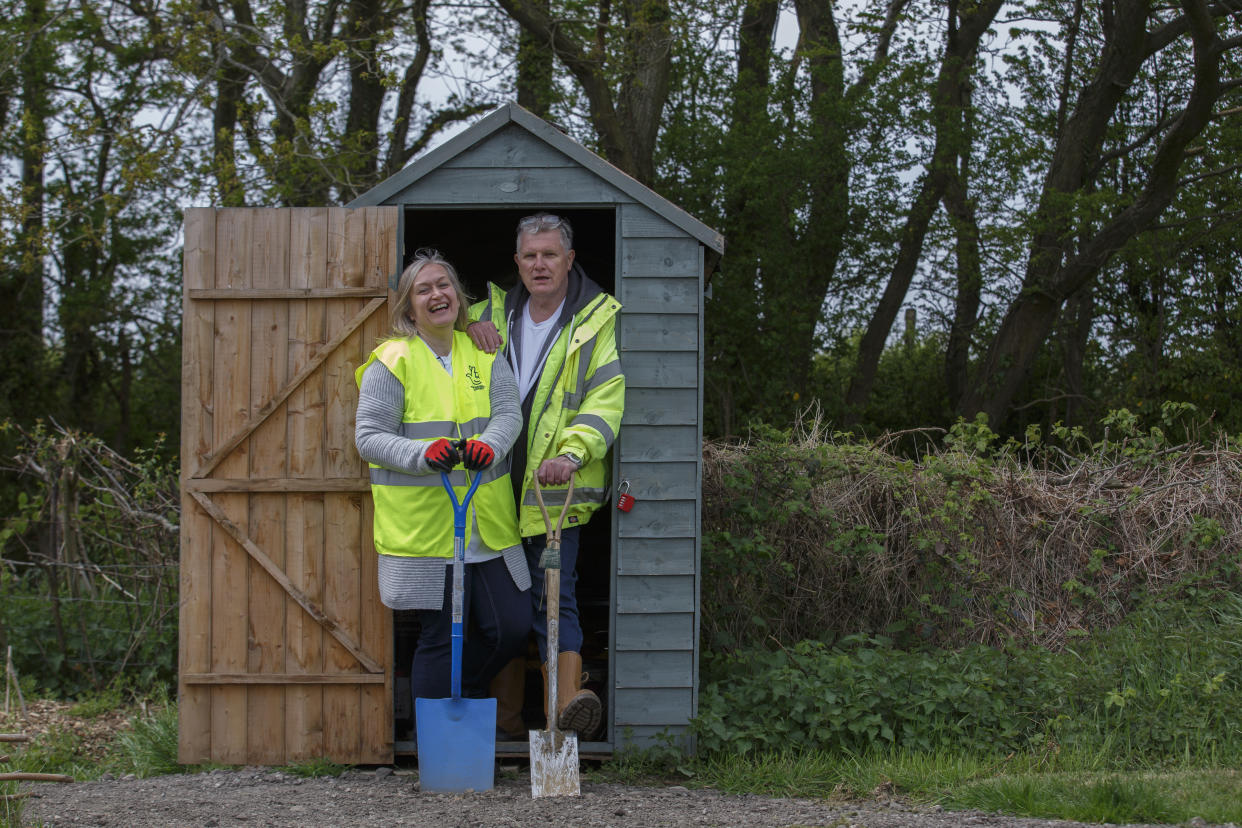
left=613, top=202, right=704, bottom=746
left=351, top=104, right=720, bottom=750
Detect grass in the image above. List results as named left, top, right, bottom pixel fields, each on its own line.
left=6, top=714, right=1241, bottom=826
left=3, top=724, right=100, bottom=781
left=9, top=586, right=1242, bottom=826
left=0, top=792, right=27, bottom=828
left=596, top=747, right=1242, bottom=824
left=109, top=702, right=181, bottom=778
left=280, top=757, right=353, bottom=778
left=944, top=769, right=1242, bottom=823
left=0, top=690, right=184, bottom=828
left=66, top=686, right=124, bottom=719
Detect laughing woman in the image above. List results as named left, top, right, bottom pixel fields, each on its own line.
left=354, top=248, right=531, bottom=704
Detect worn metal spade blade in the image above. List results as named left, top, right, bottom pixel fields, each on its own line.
left=529, top=727, right=580, bottom=797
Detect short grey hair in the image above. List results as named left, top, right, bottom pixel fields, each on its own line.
left=516, top=212, right=573, bottom=253
left=390, top=248, right=471, bottom=336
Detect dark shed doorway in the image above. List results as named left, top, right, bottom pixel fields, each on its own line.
left=393, top=206, right=618, bottom=755
left=402, top=207, right=617, bottom=298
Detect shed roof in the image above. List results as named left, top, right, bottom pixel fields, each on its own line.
left=349, top=103, right=725, bottom=255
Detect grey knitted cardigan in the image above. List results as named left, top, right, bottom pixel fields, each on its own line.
left=354, top=338, right=529, bottom=610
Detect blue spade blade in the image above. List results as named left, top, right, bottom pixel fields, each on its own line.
left=415, top=696, right=496, bottom=793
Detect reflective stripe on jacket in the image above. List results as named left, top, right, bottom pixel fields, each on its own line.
left=472, top=281, right=625, bottom=536
left=354, top=331, right=520, bottom=557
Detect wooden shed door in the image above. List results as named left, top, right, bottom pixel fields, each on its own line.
left=179, top=207, right=397, bottom=765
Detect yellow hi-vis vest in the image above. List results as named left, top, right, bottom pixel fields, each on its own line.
left=471, top=283, right=625, bottom=536
left=354, top=332, right=520, bottom=559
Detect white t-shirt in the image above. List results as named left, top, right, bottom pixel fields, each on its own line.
left=515, top=299, right=564, bottom=401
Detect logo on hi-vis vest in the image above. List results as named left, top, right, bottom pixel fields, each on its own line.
left=465, top=365, right=484, bottom=390
left=567, top=515, right=579, bottom=524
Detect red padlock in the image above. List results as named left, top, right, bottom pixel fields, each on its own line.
left=616, top=480, right=635, bottom=512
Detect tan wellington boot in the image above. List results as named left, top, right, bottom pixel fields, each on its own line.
left=555, top=651, right=601, bottom=738
left=490, top=656, right=527, bottom=740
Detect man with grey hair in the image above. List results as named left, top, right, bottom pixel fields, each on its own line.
left=467, top=212, right=624, bottom=740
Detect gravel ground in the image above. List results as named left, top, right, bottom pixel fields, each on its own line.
left=16, top=766, right=1232, bottom=828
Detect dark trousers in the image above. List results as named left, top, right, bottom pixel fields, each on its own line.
left=411, top=555, right=531, bottom=700
left=525, top=525, right=583, bottom=661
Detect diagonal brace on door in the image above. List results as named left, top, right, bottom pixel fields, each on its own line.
left=193, top=297, right=386, bottom=480
left=189, top=490, right=383, bottom=675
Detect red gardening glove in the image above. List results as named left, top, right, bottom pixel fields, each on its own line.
left=458, top=439, right=494, bottom=471
left=425, top=438, right=460, bottom=472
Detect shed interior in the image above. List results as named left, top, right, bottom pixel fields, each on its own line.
left=394, top=206, right=618, bottom=752
left=402, top=206, right=617, bottom=298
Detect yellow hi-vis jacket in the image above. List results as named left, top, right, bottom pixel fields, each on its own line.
left=354, top=332, right=520, bottom=558
left=471, top=280, right=624, bottom=536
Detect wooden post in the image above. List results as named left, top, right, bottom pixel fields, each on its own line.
left=4, top=645, right=26, bottom=717
left=0, top=772, right=73, bottom=783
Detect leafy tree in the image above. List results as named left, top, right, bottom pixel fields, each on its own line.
left=0, top=0, right=190, bottom=450
left=659, top=0, right=922, bottom=434
left=843, top=0, right=1004, bottom=427
left=815, top=0, right=1242, bottom=437
left=173, top=0, right=494, bottom=205
left=959, top=0, right=1242, bottom=428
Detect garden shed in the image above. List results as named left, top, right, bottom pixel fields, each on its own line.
left=178, top=102, right=724, bottom=766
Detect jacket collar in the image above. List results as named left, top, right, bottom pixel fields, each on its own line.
left=503, top=262, right=604, bottom=326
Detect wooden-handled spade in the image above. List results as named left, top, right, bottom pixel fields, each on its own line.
left=528, top=473, right=580, bottom=798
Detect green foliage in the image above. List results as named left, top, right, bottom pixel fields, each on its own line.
left=0, top=0, right=186, bottom=453
left=0, top=559, right=178, bottom=699
left=809, top=332, right=956, bottom=439
left=0, top=423, right=180, bottom=697
left=3, top=725, right=96, bottom=780
left=1045, top=594, right=1242, bottom=763
left=280, top=757, right=353, bottom=778
left=694, top=590, right=1242, bottom=768
left=694, top=637, right=1055, bottom=756
left=595, top=735, right=694, bottom=784
left=684, top=750, right=1242, bottom=824
left=701, top=422, right=907, bottom=650
left=67, top=685, right=124, bottom=718
left=109, top=702, right=182, bottom=779
left=0, top=692, right=182, bottom=819
left=2, top=0, right=1239, bottom=453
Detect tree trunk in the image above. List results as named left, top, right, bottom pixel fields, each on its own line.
left=0, top=0, right=49, bottom=419
left=212, top=60, right=249, bottom=206
left=842, top=0, right=1003, bottom=424
left=704, top=0, right=781, bottom=433
left=783, top=0, right=848, bottom=395
left=1060, top=282, right=1095, bottom=427
left=494, top=0, right=672, bottom=185
left=340, top=0, right=386, bottom=199
left=943, top=163, right=983, bottom=414
left=615, top=0, right=673, bottom=185
left=516, top=0, right=554, bottom=116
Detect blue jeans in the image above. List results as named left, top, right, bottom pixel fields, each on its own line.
left=525, top=526, right=582, bottom=661
left=412, top=555, right=532, bottom=700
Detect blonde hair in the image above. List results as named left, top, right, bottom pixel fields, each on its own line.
left=390, top=248, right=471, bottom=336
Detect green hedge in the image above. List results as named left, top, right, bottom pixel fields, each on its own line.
left=702, top=409, right=1242, bottom=652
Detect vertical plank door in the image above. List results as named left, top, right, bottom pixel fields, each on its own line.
left=179, top=207, right=398, bottom=765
